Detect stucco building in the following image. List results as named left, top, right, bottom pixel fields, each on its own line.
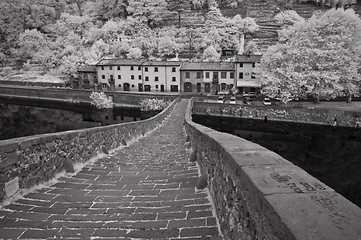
left=82, top=54, right=261, bottom=94
left=234, top=54, right=262, bottom=94
left=95, top=59, right=182, bottom=92
left=77, top=65, right=98, bottom=89
left=180, top=62, right=235, bottom=94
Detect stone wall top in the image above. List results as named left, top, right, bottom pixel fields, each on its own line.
left=184, top=98, right=361, bottom=240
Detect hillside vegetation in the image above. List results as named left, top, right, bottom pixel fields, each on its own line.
left=0, top=0, right=357, bottom=81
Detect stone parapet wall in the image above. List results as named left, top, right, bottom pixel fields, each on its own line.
left=193, top=101, right=360, bottom=127
left=184, top=99, right=361, bottom=240
left=0, top=86, right=177, bottom=106
left=0, top=98, right=179, bottom=202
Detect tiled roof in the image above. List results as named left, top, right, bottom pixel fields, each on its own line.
left=78, top=64, right=96, bottom=72
left=235, top=54, right=262, bottom=63
left=96, top=58, right=182, bottom=67
left=96, top=58, right=145, bottom=66
left=143, top=61, right=182, bottom=66
left=181, top=62, right=235, bottom=71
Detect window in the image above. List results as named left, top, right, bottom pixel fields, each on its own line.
left=101, top=66, right=104, bottom=70
left=221, top=72, right=226, bottom=79
left=239, top=73, right=243, bottom=79
left=138, top=66, right=141, bottom=70
left=172, top=67, right=176, bottom=72
left=251, top=72, right=256, bottom=79
left=110, top=66, right=112, bottom=70
left=230, top=72, right=234, bottom=79
left=239, top=63, right=243, bottom=67
left=145, top=76, right=149, bottom=81
left=131, top=75, right=134, bottom=80
left=117, top=66, right=120, bottom=70
left=196, top=72, right=202, bottom=79
left=252, top=63, right=256, bottom=68
left=155, top=76, right=159, bottom=81
left=154, top=67, right=158, bottom=72
left=130, top=66, right=134, bottom=70
left=205, top=72, right=210, bottom=78
left=118, top=75, right=121, bottom=79
left=138, top=75, right=142, bottom=80
left=185, top=72, right=190, bottom=78
left=102, top=75, right=105, bottom=79
left=155, top=85, right=159, bottom=89
left=172, top=77, right=176, bottom=82
left=145, top=67, right=148, bottom=72
left=118, top=84, right=121, bottom=87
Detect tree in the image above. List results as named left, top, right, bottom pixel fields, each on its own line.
left=90, top=91, right=114, bottom=109
left=157, top=36, right=180, bottom=58
left=259, top=8, right=361, bottom=103
left=244, top=41, right=260, bottom=55
left=18, top=29, right=48, bottom=61
left=274, top=10, right=304, bottom=27
left=126, top=47, right=142, bottom=58
left=205, top=6, right=225, bottom=27
left=202, top=45, right=221, bottom=61
left=228, top=15, right=259, bottom=54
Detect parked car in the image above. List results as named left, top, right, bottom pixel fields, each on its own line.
left=263, top=97, right=271, bottom=105
left=229, top=96, right=237, bottom=104
left=243, top=92, right=257, bottom=98
left=217, top=95, right=225, bottom=103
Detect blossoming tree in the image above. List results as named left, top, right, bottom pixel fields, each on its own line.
left=259, top=8, right=361, bottom=103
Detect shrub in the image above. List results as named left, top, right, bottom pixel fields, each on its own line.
left=139, top=98, right=170, bottom=111
left=90, top=92, right=113, bottom=109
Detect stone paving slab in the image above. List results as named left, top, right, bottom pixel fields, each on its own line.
left=0, top=100, right=222, bottom=239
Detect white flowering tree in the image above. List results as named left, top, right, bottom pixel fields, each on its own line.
left=139, top=98, right=170, bottom=111
left=274, top=10, right=305, bottom=27
left=228, top=15, right=259, bottom=54
left=202, top=45, right=221, bottom=62
left=126, top=47, right=142, bottom=59
left=90, top=92, right=114, bottom=109
left=259, top=8, right=361, bottom=103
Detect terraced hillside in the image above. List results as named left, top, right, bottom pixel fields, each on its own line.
left=169, top=0, right=357, bottom=52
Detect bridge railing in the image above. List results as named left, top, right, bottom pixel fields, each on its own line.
left=0, top=97, right=180, bottom=203
left=184, top=98, right=361, bottom=240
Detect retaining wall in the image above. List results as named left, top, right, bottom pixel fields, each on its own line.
left=184, top=99, right=361, bottom=240
left=0, top=98, right=179, bottom=202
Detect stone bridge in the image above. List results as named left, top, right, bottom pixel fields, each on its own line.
left=0, top=98, right=360, bottom=239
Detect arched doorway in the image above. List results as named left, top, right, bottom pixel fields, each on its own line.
left=184, top=82, right=193, bottom=92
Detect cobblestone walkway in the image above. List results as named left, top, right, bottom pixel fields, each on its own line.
left=0, top=100, right=222, bottom=240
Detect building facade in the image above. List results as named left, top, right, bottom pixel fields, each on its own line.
left=77, top=65, right=98, bottom=89
left=95, top=59, right=182, bottom=92
left=180, top=62, right=235, bottom=94
left=234, top=54, right=262, bottom=94
left=86, top=54, right=261, bottom=94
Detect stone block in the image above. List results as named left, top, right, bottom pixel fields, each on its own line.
left=196, top=175, right=208, bottom=189
left=230, top=149, right=292, bottom=166
left=264, top=192, right=361, bottom=240
left=239, top=164, right=334, bottom=213
left=0, top=140, right=19, bottom=153
left=4, top=177, right=19, bottom=197
left=63, top=158, right=74, bottom=173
